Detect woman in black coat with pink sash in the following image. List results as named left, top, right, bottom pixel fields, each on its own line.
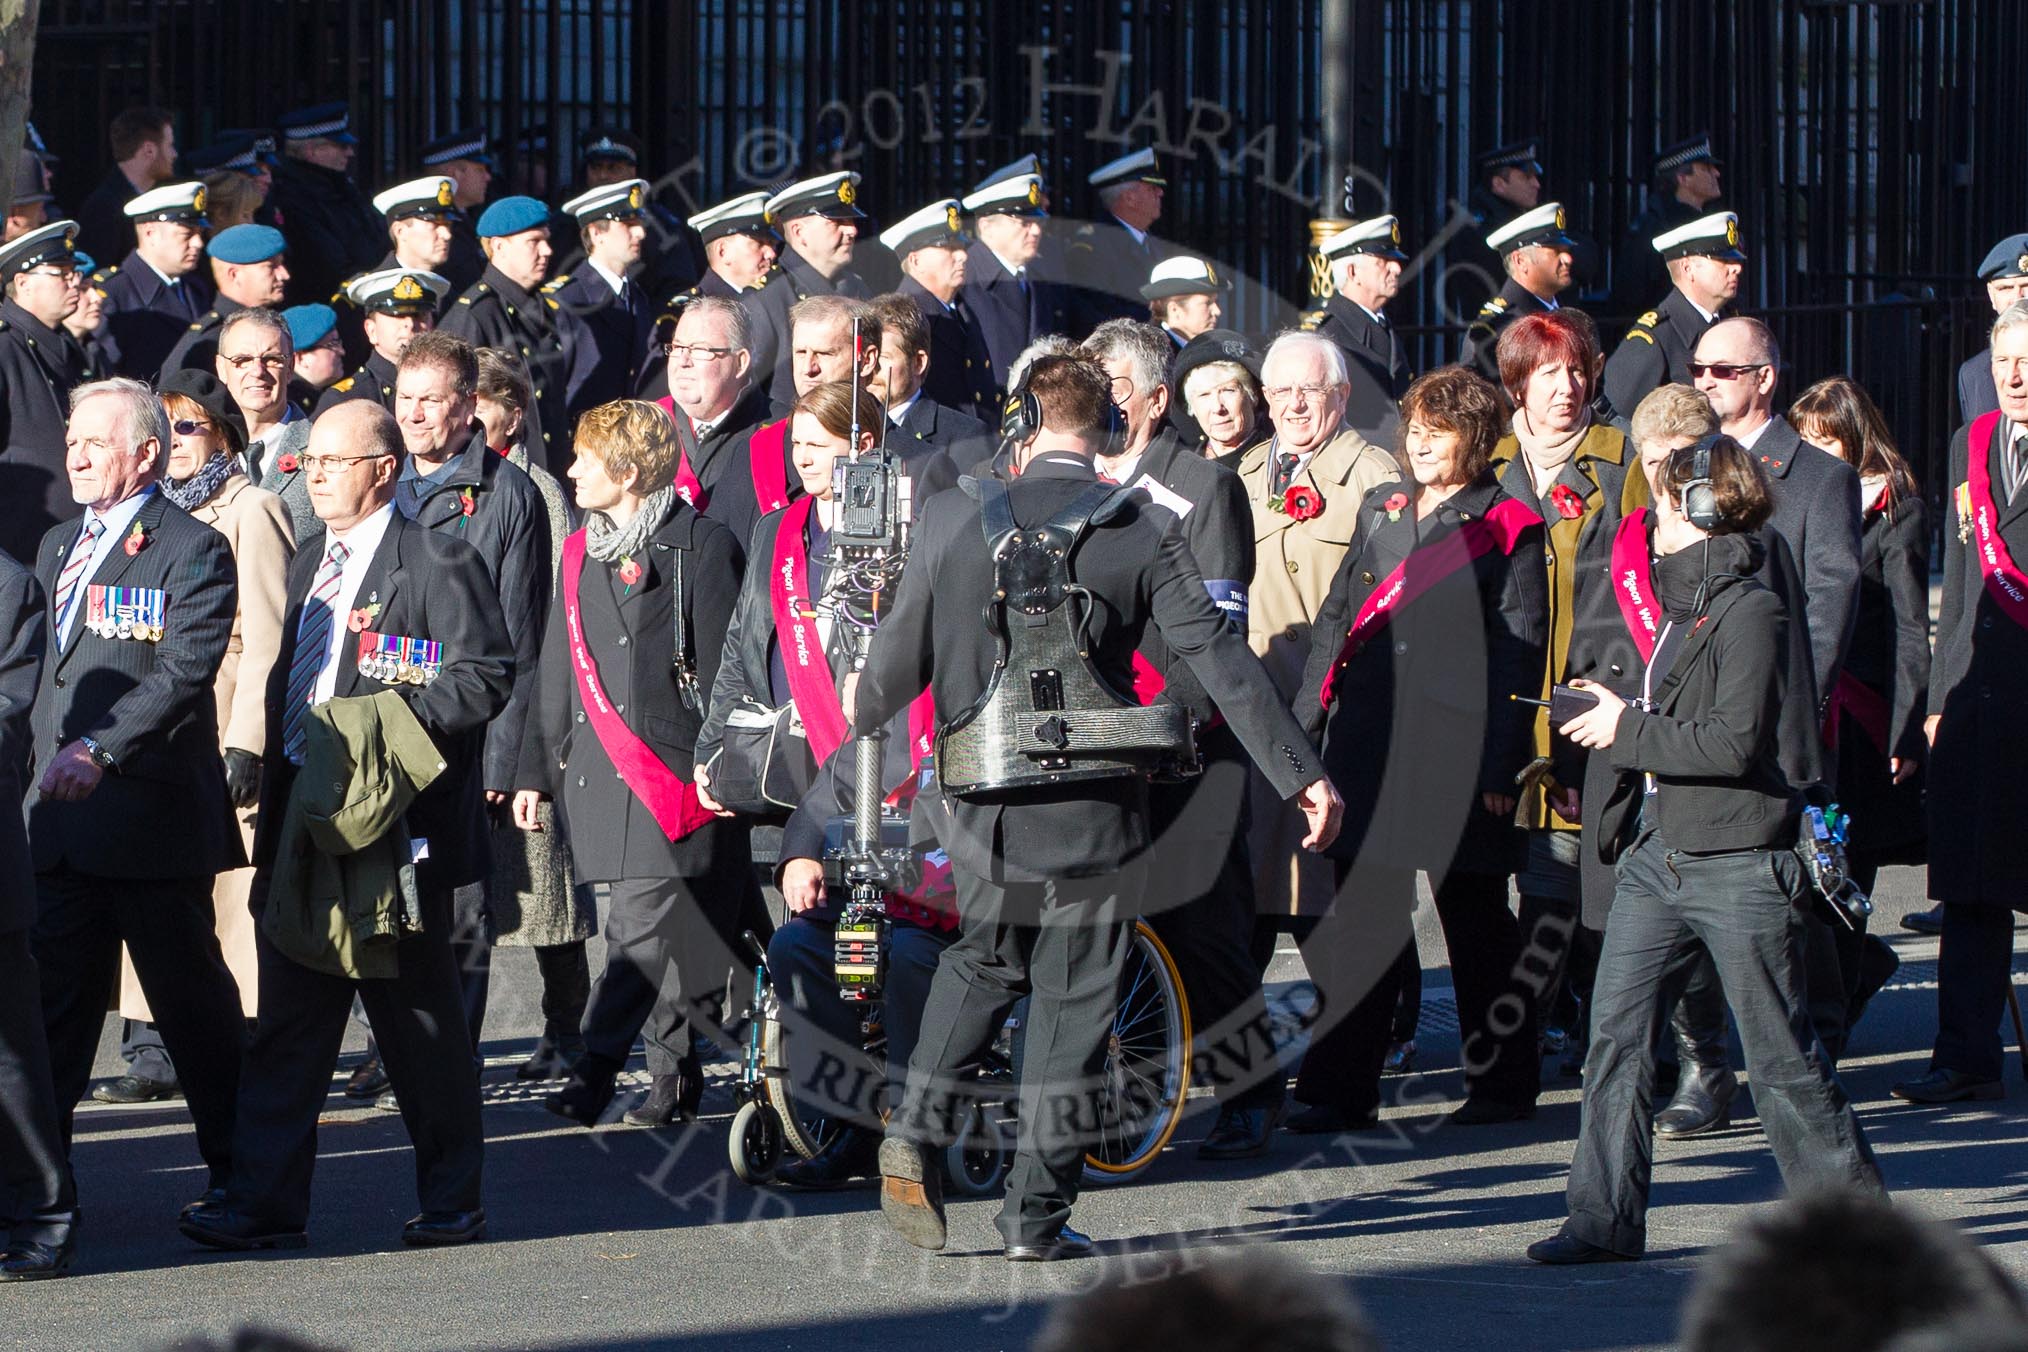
left=1288, top=366, right=1549, bottom=1134
left=514, top=399, right=761, bottom=1128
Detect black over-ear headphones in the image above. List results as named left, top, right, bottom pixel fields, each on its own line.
left=999, top=370, right=1126, bottom=445
left=1001, top=386, right=1043, bottom=443
left=1681, top=433, right=1722, bottom=532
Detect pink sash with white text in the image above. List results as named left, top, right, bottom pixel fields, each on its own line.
left=1610, top=507, right=1661, bottom=661
left=1965, top=411, right=2028, bottom=630
left=653, top=396, right=709, bottom=510
left=750, top=418, right=792, bottom=515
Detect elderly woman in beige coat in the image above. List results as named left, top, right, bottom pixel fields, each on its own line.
left=97, top=370, right=293, bottom=1103
left=1237, top=333, right=1400, bottom=935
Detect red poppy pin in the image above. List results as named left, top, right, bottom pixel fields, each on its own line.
left=1549, top=483, right=1585, bottom=520
left=459, top=488, right=477, bottom=517
left=618, top=558, right=642, bottom=587
left=1383, top=490, right=1409, bottom=523
left=276, top=452, right=299, bottom=474
left=1283, top=484, right=1323, bottom=522
left=123, top=522, right=149, bottom=557
left=346, top=597, right=380, bottom=633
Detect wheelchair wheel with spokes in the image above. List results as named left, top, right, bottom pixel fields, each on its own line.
left=759, top=1001, right=883, bottom=1161
left=1081, top=920, right=1192, bottom=1184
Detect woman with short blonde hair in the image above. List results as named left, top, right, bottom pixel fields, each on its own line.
left=513, top=399, right=756, bottom=1128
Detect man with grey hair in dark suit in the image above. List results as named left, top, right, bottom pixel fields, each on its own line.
left=27, top=376, right=248, bottom=1221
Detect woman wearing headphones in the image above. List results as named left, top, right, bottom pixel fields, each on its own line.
left=1528, top=435, right=1882, bottom=1266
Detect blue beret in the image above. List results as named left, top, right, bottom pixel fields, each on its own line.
left=1978, top=234, right=2028, bottom=282
left=72, top=249, right=97, bottom=277
left=209, top=224, right=287, bottom=265
left=282, top=303, right=338, bottom=350
left=476, top=195, right=551, bottom=239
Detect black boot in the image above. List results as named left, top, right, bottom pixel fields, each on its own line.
left=772, top=1126, right=880, bottom=1189
left=1655, top=983, right=1736, bottom=1138
left=545, top=1053, right=623, bottom=1128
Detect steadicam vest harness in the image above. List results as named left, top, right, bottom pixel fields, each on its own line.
left=936, top=477, right=1196, bottom=795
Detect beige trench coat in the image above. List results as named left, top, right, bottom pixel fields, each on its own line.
left=122, top=475, right=295, bottom=1018
left=1236, top=424, right=1401, bottom=917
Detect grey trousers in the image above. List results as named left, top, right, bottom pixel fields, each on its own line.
left=890, top=869, right=1131, bottom=1247
left=1562, top=831, right=1882, bottom=1256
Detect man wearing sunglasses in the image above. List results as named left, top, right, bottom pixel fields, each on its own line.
left=0, top=220, right=93, bottom=563
left=1655, top=314, right=1863, bottom=1140
left=159, top=224, right=291, bottom=380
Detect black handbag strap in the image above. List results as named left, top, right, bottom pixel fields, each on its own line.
left=669, top=543, right=702, bottom=713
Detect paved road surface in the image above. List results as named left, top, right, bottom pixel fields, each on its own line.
left=14, top=863, right=2026, bottom=1351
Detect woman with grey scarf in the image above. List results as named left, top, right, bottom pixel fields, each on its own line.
left=512, top=399, right=759, bottom=1131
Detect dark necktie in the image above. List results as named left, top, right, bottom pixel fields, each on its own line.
left=1271, top=453, right=1300, bottom=497
left=282, top=541, right=352, bottom=763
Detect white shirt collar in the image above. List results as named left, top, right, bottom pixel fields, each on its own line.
left=1097, top=449, right=1144, bottom=485
left=1686, top=296, right=1718, bottom=323
left=143, top=257, right=181, bottom=288
left=1269, top=436, right=1321, bottom=473
left=589, top=259, right=629, bottom=296
left=987, top=248, right=1027, bottom=281
left=1353, top=299, right=1385, bottom=325
left=887, top=390, right=923, bottom=425
left=1112, top=214, right=1148, bottom=246
left=1734, top=415, right=1775, bottom=450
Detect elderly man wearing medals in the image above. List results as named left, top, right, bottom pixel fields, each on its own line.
left=85, top=584, right=165, bottom=643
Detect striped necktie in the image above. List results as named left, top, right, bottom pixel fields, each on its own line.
left=281, top=541, right=352, bottom=764
left=52, top=518, right=105, bottom=647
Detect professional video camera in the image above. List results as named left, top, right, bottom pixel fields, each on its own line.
left=818, top=322, right=918, bottom=1001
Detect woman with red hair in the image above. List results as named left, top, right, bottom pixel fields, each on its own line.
left=1490, top=309, right=1649, bottom=1075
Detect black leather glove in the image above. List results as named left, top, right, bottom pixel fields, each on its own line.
left=223, top=748, right=262, bottom=810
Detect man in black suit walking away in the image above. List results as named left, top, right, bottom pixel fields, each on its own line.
left=182, top=401, right=513, bottom=1252
left=0, top=553, right=76, bottom=1280
left=28, top=377, right=247, bottom=1224
left=857, top=355, right=1342, bottom=1260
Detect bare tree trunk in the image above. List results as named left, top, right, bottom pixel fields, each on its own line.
left=0, top=0, right=40, bottom=225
